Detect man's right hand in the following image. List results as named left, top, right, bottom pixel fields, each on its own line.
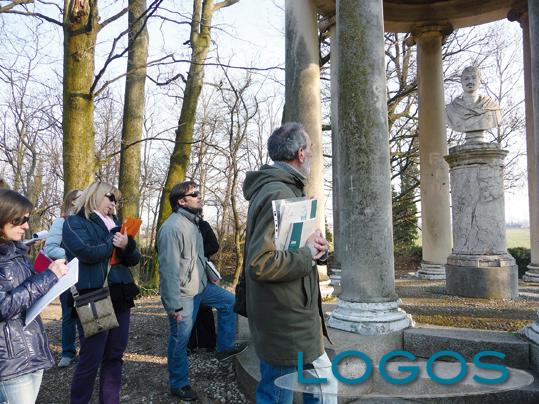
left=306, top=229, right=329, bottom=260
left=48, top=259, right=68, bottom=279
left=169, top=311, right=183, bottom=321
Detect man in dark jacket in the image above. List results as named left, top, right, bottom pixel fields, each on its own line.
left=243, top=122, right=337, bottom=403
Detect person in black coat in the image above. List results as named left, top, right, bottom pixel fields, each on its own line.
left=188, top=218, right=219, bottom=352
left=0, top=189, right=68, bottom=403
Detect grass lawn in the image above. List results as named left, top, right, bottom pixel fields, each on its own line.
left=506, top=227, right=530, bottom=248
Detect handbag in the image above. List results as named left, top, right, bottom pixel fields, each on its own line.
left=71, top=264, right=119, bottom=338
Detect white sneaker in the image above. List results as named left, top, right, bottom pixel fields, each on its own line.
left=58, top=356, right=74, bottom=367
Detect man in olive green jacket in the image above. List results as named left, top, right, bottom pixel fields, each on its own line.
left=243, top=122, right=337, bottom=403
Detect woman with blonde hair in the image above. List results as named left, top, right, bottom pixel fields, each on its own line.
left=62, top=182, right=140, bottom=404
left=43, top=188, right=82, bottom=367
left=0, top=189, right=68, bottom=403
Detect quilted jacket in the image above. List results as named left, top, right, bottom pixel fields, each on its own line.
left=0, top=240, right=57, bottom=381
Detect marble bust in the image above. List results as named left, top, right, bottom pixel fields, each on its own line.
left=446, top=66, right=502, bottom=134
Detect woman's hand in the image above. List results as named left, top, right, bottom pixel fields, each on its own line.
left=48, top=259, right=68, bottom=279
left=112, top=229, right=128, bottom=250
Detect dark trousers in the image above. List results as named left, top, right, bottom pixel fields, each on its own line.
left=70, top=309, right=130, bottom=404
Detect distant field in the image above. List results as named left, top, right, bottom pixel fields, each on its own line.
left=415, top=228, right=530, bottom=249
left=506, top=228, right=530, bottom=249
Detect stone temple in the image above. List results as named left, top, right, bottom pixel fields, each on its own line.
left=236, top=0, right=539, bottom=402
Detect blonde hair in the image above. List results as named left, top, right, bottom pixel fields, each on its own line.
left=63, top=189, right=82, bottom=216
left=75, top=182, right=120, bottom=219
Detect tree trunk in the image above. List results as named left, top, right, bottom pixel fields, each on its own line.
left=150, top=0, right=238, bottom=287
left=118, top=0, right=149, bottom=221
left=63, top=0, right=98, bottom=194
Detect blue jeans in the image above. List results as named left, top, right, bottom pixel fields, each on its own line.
left=60, top=290, right=77, bottom=359
left=257, top=360, right=321, bottom=404
left=167, top=283, right=236, bottom=389
left=257, top=353, right=337, bottom=404
left=0, top=369, right=43, bottom=404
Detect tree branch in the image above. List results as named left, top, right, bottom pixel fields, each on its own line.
left=0, top=0, right=32, bottom=12
left=98, top=7, right=128, bottom=31
left=2, top=9, right=62, bottom=26
left=213, top=0, right=239, bottom=12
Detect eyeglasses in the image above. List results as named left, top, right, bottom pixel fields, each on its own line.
left=11, top=215, right=30, bottom=226
left=183, top=191, right=201, bottom=198
left=105, top=193, right=117, bottom=203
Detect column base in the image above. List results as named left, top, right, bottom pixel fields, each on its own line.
left=520, top=320, right=539, bottom=345
left=446, top=253, right=518, bottom=299
left=328, top=299, right=413, bottom=335
left=329, top=267, right=341, bottom=296
left=523, top=264, right=539, bottom=282
left=319, top=279, right=334, bottom=299
left=417, top=262, right=446, bottom=279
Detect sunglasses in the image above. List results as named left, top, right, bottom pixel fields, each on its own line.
left=105, top=192, right=117, bottom=203
left=11, top=215, right=30, bottom=226
left=183, top=191, right=201, bottom=198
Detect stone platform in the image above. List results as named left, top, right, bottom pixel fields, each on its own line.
left=235, top=276, right=539, bottom=403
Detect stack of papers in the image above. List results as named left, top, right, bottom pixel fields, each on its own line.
left=25, top=258, right=79, bottom=327
left=272, top=197, right=318, bottom=251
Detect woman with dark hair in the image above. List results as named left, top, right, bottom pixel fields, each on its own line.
left=43, top=188, right=82, bottom=367
left=0, top=189, right=68, bottom=403
left=62, top=181, right=140, bottom=404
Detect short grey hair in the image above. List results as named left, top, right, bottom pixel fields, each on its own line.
left=267, top=122, right=307, bottom=162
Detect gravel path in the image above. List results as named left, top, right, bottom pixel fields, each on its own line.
left=37, top=296, right=251, bottom=404
left=35, top=275, right=539, bottom=403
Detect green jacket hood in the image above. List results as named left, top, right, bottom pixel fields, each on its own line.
left=243, top=164, right=304, bottom=201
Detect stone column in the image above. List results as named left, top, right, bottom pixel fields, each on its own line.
left=414, top=28, right=453, bottom=279
left=445, top=144, right=518, bottom=299
left=329, top=22, right=341, bottom=295
left=284, top=0, right=332, bottom=296
left=284, top=0, right=325, bottom=231
left=520, top=10, right=539, bottom=282
left=328, top=0, right=411, bottom=335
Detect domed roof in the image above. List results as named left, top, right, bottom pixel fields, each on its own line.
left=314, top=0, right=527, bottom=32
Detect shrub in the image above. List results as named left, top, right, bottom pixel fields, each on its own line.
left=508, top=247, right=530, bottom=279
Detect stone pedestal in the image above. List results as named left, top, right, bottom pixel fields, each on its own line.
left=444, top=143, right=518, bottom=299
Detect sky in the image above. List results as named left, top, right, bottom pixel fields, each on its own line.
left=0, top=0, right=531, bottom=226
left=213, top=0, right=531, bottom=225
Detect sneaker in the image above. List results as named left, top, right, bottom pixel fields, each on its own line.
left=57, top=356, right=75, bottom=368
left=215, top=342, right=249, bottom=362
left=170, top=385, right=198, bottom=401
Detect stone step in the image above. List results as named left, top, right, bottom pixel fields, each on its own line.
left=404, top=325, right=530, bottom=369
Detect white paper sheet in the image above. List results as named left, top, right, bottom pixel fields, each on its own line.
left=24, top=258, right=79, bottom=327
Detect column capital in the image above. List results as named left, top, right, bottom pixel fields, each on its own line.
left=507, top=7, right=528, bottom=28
left=406, top=23, right=453, bottom=46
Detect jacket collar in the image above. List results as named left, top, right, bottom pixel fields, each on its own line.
left=176, top=207, right=200, bottom=226
left=0, top=240, right=27, bottom=261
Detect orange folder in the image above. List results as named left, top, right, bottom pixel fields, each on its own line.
left=110, top=217, right=142, bottom=265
